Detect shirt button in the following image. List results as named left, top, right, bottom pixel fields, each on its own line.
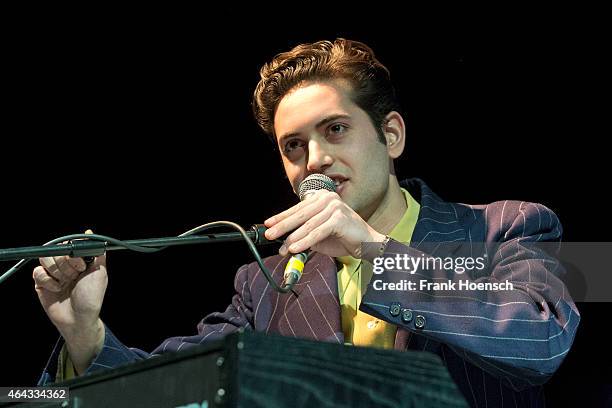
left=415, top=314, right=426, bottom=329
left=389, top=302, right=401, bottom=317
left=367, top=320, right=379, bottom=330
left=401, top=308, right=413, bottom=323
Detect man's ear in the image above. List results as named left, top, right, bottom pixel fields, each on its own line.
left=382, top=111, right=406, bottom=159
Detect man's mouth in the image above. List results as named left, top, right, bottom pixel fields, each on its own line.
left=328, top=176, right=349, bottom=194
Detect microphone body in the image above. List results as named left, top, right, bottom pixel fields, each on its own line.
left=283, top=174, right=336, bottom=285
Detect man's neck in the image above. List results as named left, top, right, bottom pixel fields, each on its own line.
left=366, top=177, right=407, bottom=236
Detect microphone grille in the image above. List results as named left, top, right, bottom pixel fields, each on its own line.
left=298, top=174, right=336, bottom=201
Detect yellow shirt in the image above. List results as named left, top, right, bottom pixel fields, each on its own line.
left=56, top=344, right=76, bottom=381
left=337, top=188, right=420, bottom=348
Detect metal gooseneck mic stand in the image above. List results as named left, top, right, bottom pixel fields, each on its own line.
left=0, top=224, right=270, bottom=262
left=0, top=222, right=299, bottom=293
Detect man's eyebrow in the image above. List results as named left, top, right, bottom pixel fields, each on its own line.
left=277, top=114, right=352, bottom=144
left=316, top=114, right=351, bottom=129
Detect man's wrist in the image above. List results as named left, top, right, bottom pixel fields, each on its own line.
left=61, top=319, right=105, bottom=375
left=360, top=232, right=390, bottom=263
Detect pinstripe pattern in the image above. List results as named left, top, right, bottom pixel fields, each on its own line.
left=362, top=179, right=579, bottom=407
left=38, top=178, right=579, bottom=408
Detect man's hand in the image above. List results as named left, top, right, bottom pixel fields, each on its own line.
left=264, top=190, right=386, bottom=259
left=32, top=229, right=107, bottom=374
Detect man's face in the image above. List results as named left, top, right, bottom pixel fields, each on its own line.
left=273, top=80, right=392, bottom=221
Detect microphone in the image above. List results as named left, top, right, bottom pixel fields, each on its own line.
left=298, top=173, right=336, bottom=201
left=283, top=174, right=336, bottom=286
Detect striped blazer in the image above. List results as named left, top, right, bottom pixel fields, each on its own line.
left=39, top=178, right=580, bottom=407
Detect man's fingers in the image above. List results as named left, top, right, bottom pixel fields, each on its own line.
left=67, top=257, right=87, bottom=273
left=39, top=256, right=80, bottom=282
left=286, top=219, right=335, bottom=255
left=39, top=257, right=60, bottom=280
left=265, top=189, right=332, bottom=228
left=283, top=204, right=334, bottom=249
left=55, top=256, right=80, bottom=280
left=265, top=191, right=335, bottom=240
left=33, top=266, right=61, bottom=292
left=264, top=198, right=311, bottom=228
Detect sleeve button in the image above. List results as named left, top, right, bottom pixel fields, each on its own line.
left=401, top=308, right=413, bottom=323
left=415, top=314, right=426, bottom=329
left=389, top=302, right=401, bottom=317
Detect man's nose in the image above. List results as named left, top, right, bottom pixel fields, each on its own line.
left=306, top=140, right=333, bottom=172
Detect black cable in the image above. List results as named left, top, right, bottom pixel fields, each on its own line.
left=0, top=222, right=296, bottom=293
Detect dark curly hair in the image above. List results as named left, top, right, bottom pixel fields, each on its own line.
left=252, top=38, right=400, bottom=144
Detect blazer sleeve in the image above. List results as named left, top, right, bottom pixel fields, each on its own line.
left=38, top=263, right=254, bottom=385
left=360, top=201, right=580, bottom=391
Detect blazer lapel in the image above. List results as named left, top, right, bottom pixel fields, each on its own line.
left=266, top=252, right=344, bottom=344
left=405, top=178, right=471, bottom=255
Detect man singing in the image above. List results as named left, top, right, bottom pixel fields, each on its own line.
left=34, top=39, right=579, bottom=406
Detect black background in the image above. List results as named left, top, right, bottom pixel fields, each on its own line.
left=0, top=9, right=609, bottom=406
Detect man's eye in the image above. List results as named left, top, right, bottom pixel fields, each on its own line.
left=329, top=124, right=347, bottom=134
left=284, top=139, right=304, bottom=153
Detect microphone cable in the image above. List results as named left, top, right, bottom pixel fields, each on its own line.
left=0, top=221, right=300, bottom=293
